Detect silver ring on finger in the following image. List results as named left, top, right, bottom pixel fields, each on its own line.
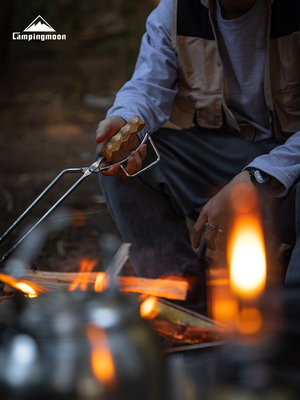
left=204, top=222, right=217, bottom=231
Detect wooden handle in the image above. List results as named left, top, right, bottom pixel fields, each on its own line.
left=98, top=116, right=145, bottom=162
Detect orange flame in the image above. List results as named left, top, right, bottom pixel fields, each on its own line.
left=0, top=273, right=47, bottom=298
left=140, top=296, right=158, bottom=320
left=86, top=324, right=115, bottom=385
left=94, top=272, right=109, bottom=293
left=228, top=214, right=266, bottom=298
left=228, top=185, right=266, bottom=299
left=226, top=184, right=267, bottom=335
left=68, top=258, right=98, bottom=291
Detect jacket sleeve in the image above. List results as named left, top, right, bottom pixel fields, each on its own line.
left=106, top=0, right=178, bottom=137
left=245, top=131, right=300, bottom=197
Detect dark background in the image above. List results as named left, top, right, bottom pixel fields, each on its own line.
left=0, top=0, right=156, bottom=272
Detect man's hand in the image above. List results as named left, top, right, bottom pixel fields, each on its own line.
left=193, top=171, right=255, bottom=251
left=96, top=115, right=147, bottom=178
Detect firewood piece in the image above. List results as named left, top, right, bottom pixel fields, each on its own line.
left=105, top=243, right=131, bottom=278
left=22, top=271, right=188, bottom=300
left=149, top=319, right=221, bottom=344
left=118, top=276, right=188, bottom=300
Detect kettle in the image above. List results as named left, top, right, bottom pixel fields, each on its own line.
left=0, top=289, right=167, bottom=400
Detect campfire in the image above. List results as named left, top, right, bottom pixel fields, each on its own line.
left=0, top=249, right=222, bottom=350
left=1, top=264, right=190, bottom=301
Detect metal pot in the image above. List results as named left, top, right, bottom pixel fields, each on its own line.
left=0, top=289, right=166, bottom=400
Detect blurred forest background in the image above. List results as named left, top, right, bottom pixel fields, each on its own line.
left=0, top=0, right=157, bottom=272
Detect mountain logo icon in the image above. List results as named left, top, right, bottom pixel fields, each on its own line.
left=12, top=15, right=66, bottom=41
left=24, top=15, right=56, bottom=32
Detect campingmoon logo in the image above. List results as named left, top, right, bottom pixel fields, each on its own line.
left=12, top=15, right=67, bottom=41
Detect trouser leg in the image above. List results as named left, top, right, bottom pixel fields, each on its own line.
left=97, top=171, right=199, bottom=279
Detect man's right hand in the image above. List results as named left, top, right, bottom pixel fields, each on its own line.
left=96, top=115, right=147, bottom=178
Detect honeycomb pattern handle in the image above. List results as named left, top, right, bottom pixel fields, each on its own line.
left=98, top=116, right=145, bottom=162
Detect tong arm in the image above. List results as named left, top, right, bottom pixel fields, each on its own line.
left=0, top=116, right=160, bottom=262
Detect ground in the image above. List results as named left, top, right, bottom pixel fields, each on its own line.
left=0, top=47, right=129, bottom=273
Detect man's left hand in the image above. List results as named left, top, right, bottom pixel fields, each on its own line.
left=193, top=170, right=254, bottom=251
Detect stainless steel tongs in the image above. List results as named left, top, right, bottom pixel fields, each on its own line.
left=0, top=116, right=160, bottom=263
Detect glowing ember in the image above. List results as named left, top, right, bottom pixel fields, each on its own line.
left=86, top=324, right=115, bottom=385
left=0, top=273, right=47, bottom=298
left=140, top=296, right=158, bottom=320
left=69, top=258, right=98, bottom=291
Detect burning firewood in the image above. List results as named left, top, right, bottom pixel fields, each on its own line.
left=139, top=296, right=224, bottom=348
left=17, top=271, right=189, bottom=301
left=149, top=319, right=221, bottom=344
